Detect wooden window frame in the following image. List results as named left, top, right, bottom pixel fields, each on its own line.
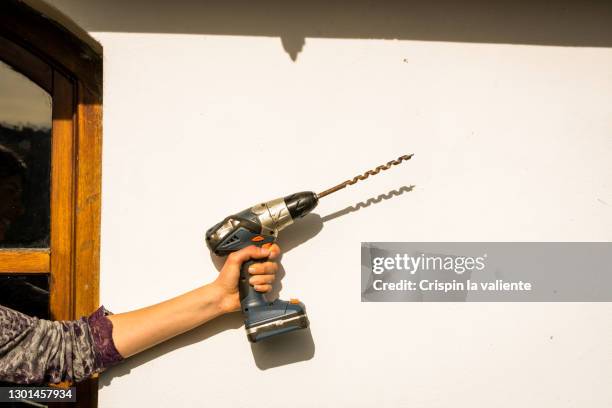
left=0, top=1, right=102, bottom=406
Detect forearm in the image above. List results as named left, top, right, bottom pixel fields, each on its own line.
left=107, top=283, right=228, bottom=358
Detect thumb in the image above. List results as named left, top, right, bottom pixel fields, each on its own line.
left=226, top=245, right=271, bottom=267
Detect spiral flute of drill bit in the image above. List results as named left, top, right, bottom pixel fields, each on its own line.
left=317, top=154, right=413, bottom=198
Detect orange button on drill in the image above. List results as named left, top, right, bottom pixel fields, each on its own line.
left=251, top=235, right=265, bottom=242
left=290, top=298, right=300, bottom=304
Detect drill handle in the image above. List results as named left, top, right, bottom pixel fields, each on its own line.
left=239, top=259, right=268, bottom=312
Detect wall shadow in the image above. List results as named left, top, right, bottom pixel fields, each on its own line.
left=322, top=185, right=415, bottom=223
left=101, top=214, right=324, bottom=386
left=47, top=0, right=612, bottom=60
left=246, top=214, right=322, bottom=369
left=102, top=185, right=416, bottom=382
left=250, top=327, right=315, bottom=370
left=100, top=186, right=414, bottom=384
left=269, top=213, right=323, bottom=300
left=99, top=312, right=244, bottom=389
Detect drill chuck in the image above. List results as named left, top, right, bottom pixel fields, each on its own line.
left=284, top=191, right=318, bottom=220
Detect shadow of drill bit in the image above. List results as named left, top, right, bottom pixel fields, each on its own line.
left=321, top=185, right=415, bottom=223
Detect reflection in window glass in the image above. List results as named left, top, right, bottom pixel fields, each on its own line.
left=0, top=274, right=49, bottom=319
left=0, top=397, right=49, bottom=408
left=0, top=59, right=51, bottom=248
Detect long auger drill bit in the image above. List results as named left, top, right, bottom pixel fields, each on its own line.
left=317, top=154, right=414, bottom=199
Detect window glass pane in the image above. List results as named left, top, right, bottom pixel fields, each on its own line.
left=0, top=275, right=49, bottom=391
left=0, top=274, right=49, bottom=319
left=0, top=274, right=50, bottom=394
left=0, top=59, right=51, bottom=248
left=0, top=399, right=48, bottom=408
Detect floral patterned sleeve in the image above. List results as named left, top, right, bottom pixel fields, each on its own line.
left=0, top=305, right=123, bottom=384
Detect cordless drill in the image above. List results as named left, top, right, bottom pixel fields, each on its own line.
left=205, top=154, right=412, bottom=342
left=206, top=192, right=317, bottom=342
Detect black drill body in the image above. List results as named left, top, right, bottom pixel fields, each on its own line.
left=205, top=191, right=318, bottom=342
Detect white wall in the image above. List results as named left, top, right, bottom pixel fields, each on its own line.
left=43, top=2, right=612, bottom=407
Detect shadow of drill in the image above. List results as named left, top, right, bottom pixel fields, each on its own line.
left=250, top=185, right=415, bottom=370
left=204, top=185, right=415, bottom=370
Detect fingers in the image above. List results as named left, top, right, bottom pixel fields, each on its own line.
left=263, top=243, right=281, bottom=260
left=249, top=261, right=277, bottom=293
left=224, top=244, right=281, bottom=295
left=226, top=244, right=282, bottom=266
left=226, top=245, right=271, bottom=266
left=247, top=261, right=278, bottom=275
left=249, top=273, right=275, bottom=286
